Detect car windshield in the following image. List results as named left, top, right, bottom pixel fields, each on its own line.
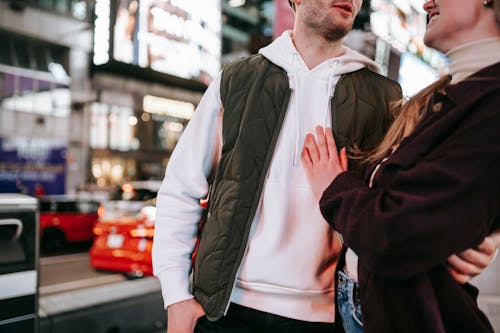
left=99, top=199, right=156, bottom=223
left=39, top=197, right=99, bottom=213
left=110, top=181, right=162, bottom=201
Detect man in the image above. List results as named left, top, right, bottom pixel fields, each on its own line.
left=152, top=1, right=496, bottom=332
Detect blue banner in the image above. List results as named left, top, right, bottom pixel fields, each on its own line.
left=0, top=137, right=66, bottom=195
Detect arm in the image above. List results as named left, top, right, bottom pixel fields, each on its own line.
left=303, top=128, right=500, bottom=284
left=450, top=228, right=500, bottom=282
left=447, top=232, right=499, bottom=284
left=318, top=114, right=500, bottom=280
left=152, top=73, right=223, bottom=330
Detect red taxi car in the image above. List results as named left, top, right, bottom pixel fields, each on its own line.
left=89, top=202, right=156, bottom=278
left=39, top=196, right=100, bottom=252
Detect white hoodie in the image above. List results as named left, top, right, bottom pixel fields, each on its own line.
left=152, top=31, right=381, bottom=323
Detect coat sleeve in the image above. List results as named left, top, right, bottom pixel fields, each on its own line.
left=152, top=72, right=223, bottom=308
left=320, top=98, right=500, bottom=280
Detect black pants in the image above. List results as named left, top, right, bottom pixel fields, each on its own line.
left=195, top=303, right=335, bottom=333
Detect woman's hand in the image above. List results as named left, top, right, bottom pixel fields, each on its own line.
left=447, top=230, right=500, bottom=284
left=301, top=126, right=348, bottom=200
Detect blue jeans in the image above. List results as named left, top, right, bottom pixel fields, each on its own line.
left=337, top=270, right=364, bottom=333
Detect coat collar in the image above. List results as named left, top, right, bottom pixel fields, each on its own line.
left=373, top=61, right=500, bottom=173
left=444, top=61, right=500, bottom=106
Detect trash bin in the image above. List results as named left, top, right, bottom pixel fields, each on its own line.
left=0, top=194, right=38, bottom=333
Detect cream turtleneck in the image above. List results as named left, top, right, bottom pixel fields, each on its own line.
left=446, top=37, right=500, bottom=84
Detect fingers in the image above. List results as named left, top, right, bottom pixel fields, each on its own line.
left=457, top=248, right=492, bottom=269
left=447, top=266, right=472, bottom=284
left=476, top=237, right=497, bottom=257
left=324, top=127, right=339, bottom=159
left=339, top=147, right=348, bottom=171
left=302, top=126, right=345, bottom=167
left=447, top=254, right=482, bottom=278
left=315, top=126, right=329, bottom=160
left=304, top=133, right=320, bottom=163
left=447, top=237, right=499, bottom=285
left=301, top=143, right=313, bottom=170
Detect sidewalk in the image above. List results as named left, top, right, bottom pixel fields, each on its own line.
left=473, top=253, right=500, bottom=332
left=39, top=277, right=166, bottom=333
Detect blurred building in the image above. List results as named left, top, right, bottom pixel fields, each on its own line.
left=0, top=0, right=447, bottom=196
left=88, top=0, right=218, bottom=188
left=0, top=0, right=95, bottom=195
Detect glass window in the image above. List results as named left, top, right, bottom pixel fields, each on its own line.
left=76, top=201, right=99, bottom=213
left=18, top=76, right=34, bottom=96
left=13, top=39, right=32, bottom=69
left=33, top=44, right=50, bottom=72
left=154, top=117, right=185, bottom=151
left=39, top=201, right=54, bottom=212
left=50, top=46, right=69, bottom=73
left=0, top=33, right=13, bottom=66
left=0, top=74, right=16, bottom=98
left=36, top=0, right=54, bottom=10
left=90, top=103, right=109, bottom=149
left=56, top=201, right=78, bottom=212
left=109, top=105, right=134, bottom=151
left=71, top=0, right=89, bottom=20
left=54, top=0, right=70, bottom=15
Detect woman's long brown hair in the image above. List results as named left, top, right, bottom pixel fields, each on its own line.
left=360, top=75, right=451, bottom=164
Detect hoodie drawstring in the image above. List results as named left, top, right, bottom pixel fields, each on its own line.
left=324, top=60, right=339, bottom=127
left=292, top=57, right=339, bottom=166
left=293, top=53, right=300, bottom=166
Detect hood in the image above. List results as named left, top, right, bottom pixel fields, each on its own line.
left=258, top=31, right=382, bottom=167
left=259, top=30, right=381, bottom=76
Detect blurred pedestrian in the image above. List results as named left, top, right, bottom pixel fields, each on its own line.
left=302, top=0, right=500, bottom=332
left=34, top=183, right=46, bottom=197
left=16, top=179, right=28, bottom=194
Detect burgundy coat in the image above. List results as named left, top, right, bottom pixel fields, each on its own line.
left=322, top=62, right=500, bottom=333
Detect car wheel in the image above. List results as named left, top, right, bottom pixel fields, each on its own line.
left=124, top=271, right=144, bottom=280
left=41, top=228, right=67, bottom=253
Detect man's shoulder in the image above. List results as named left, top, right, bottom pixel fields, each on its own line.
left=347, top=68, right=402, bottom=98
left=352, top=67, right=399, bottom=86
left=223, top=54, right=268, bottom=72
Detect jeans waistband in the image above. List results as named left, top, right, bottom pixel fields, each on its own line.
left=338, top=269, right=360, bottom=304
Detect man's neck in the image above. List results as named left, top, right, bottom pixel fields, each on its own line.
left=291, top=27, right=346, bottom=69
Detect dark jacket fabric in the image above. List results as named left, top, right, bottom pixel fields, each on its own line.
left=193, top=54, right=402, bottom=320
left=321, top=62, right=500, bottom=333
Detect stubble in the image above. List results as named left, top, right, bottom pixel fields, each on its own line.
left=302, top=1, right=354, bottom=42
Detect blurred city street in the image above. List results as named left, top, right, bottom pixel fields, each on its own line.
left=35, top=250, right=500, bottom=333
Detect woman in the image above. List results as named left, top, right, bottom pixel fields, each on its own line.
left=301, top=0, right=500, bottom=332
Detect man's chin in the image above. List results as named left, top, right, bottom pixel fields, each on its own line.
left=323, top=25, right=351, bottom=42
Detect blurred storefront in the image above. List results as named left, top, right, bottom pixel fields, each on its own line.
left=0, top=0, right=94, bottom=195
left=0, top=0, right=451, bottom=195
left=89, top=0, right=220, bottom=188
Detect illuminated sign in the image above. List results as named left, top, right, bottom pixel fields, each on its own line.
left=94, top=0, right=111, bottom=65
left=94, top=0, right=221, bottom=85
left=143, top=95, right=195, bottom=119
left=0, top=137, right=66, bottom=195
